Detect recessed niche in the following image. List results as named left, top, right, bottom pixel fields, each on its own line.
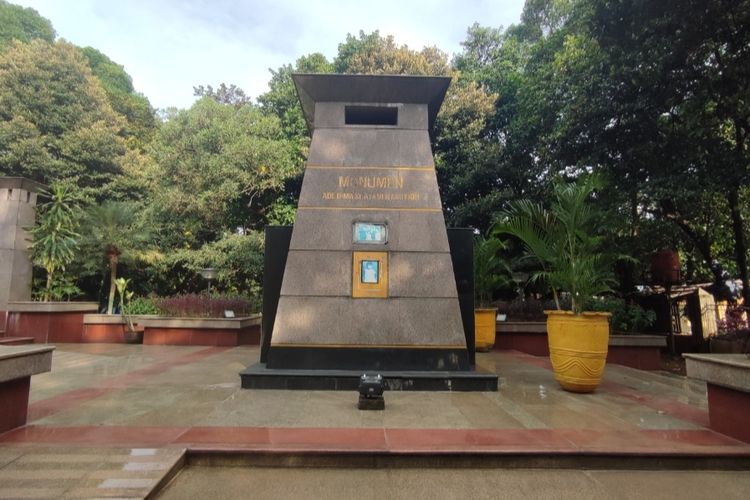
left=345, top=105, right=398, bottom=126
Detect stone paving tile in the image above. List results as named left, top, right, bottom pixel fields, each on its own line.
left=4, top=344, right=750, bottom=498
left=157, top=467, right=750, bottom=500
left=0, top=446, right=183, bottom=499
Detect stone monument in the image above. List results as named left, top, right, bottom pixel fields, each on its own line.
left=242, top=74, right=497, bottom=391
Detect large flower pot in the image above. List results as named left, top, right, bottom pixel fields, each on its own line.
left=475, top=308, right=497, bottom=352
left=545, top=310, right=611, bottom=393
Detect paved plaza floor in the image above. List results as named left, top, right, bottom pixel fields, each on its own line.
left=1, top=344, right=749, bottom=498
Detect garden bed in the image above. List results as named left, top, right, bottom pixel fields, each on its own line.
left=139, top=315, right=261, bottom=346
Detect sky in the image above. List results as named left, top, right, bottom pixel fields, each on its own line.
left=13, top=0, right=525, bottom=110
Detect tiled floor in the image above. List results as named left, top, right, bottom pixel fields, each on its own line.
left=1, top=344, right=749, bottom=498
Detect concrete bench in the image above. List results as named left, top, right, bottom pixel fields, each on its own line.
left=0, top=345, right=54, bottom=433
left=684, top=353, right=750, bottom=443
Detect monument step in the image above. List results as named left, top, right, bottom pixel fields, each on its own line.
left=184, top=449, right=750, bottom=471
left=240, top=362, right=498, bottom=391
left=0, top=336, right=35, bottom=345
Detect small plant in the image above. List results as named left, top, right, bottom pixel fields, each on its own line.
left=114, top=277, right=136, bottom=334
left=474, top=236, right=511, bottom=307
left=587, top=297, right=656, bottom=333
left=126, top=296, right=159, bottom=315
left=718, top=304, right=750, bottom=337
left=154, top=293, right=256, bottom=318
left=32, top=275, right=81, bottom=301
left=29, top=184, right=82, bottom=301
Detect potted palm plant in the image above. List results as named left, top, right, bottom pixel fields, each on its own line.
left=473, top=236, right=510, bottom=351
left=493, top=176, right=615, bottom=392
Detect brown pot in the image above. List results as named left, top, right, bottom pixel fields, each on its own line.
left=651, top=249, right=680, bottom=284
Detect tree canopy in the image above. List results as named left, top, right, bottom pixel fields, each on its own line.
left=1, top=0, right=748, bottom=316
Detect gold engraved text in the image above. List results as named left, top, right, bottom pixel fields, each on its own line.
left=338, top=175, right=404, bottom=189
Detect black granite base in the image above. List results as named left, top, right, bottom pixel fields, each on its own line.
left=266, top=346, right=470, bottom=371
left=240, top=363, right=498, bottom=392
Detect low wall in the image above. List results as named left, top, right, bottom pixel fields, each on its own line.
left=685, top=354, right=750, bottom=443
left=5, top=302, right=99, bottom=343
left=494, top=321, right=667, bottom=370
left=140, top=316, right=261, bottom=346
left=0, top=345, right=54, bottom=433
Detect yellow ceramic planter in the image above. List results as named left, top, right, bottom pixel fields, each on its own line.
left=545, top=310, right=611, bottom=393
left=475, top=308, right=497, bottom=352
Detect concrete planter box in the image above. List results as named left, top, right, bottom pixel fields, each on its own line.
left=684, top=354, right=750, bottom=443
left=82, top=314, right=151, bottom=344
left=494, top=321, right=548, bottom=356
left=494, top=321, right=666, bottom=370
left=607, top=334, right=666, bottom=370
left=5, top=301, right=99, bottom=343
left=0, top=345, right=54, bottom=432
left=139, top=315, right=261, bottom=346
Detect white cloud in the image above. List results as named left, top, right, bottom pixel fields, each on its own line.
left=12, top=0, right=524, bottom=109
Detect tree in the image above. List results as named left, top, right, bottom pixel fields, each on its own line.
left=0, top=0, right=54, bottom=50
left=0, top=40, right=127, bottom=194
left=193, top=83, right=251, bottom=108
left=583, top=0, right=750, bottom=315
left=146, top=97, right=298, bottom=248
left=80, top=201, right=151, bottom=314
left=80, top=47, right=156, bottom=147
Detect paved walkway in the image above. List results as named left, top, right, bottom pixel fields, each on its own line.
left=1, top=344, right=749, bottom=498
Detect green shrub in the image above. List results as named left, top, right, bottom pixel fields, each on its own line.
left=154, top=293, right=257, bottom=318
left=126, top=296, right=159, bottom=315
left=587, top=297, right=656, bottom=333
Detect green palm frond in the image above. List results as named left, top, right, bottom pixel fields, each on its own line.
left=492, top=175, right=616, bottom=314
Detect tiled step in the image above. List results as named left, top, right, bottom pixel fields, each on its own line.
left=0, top=336, right=35, bottom=345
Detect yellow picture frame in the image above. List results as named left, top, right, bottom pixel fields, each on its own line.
left=352, top=251, right=388, bottom=298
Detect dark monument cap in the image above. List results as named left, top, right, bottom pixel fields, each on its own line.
left=0, top=177, right=47, bottom=192
left=292, top=73, right=452, bottom=132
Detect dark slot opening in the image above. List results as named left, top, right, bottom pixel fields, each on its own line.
left=345, top=105, right=398, bottom=126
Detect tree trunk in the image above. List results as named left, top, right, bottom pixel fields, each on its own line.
left=106, top=254, right=118, bottom=315
left=728, top=188, right=750, bottom=327
left=45, top=268, right=53, bottom=300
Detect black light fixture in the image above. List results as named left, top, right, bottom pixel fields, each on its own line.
left=358, top=373, right=385, bottom=410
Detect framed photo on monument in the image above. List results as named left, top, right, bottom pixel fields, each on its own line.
left=360, top=260, right=380, bottom=284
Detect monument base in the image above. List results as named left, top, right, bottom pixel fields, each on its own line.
left=240, top=362, right=498, bottom=392
left=266, top=346, right=471, bottom=371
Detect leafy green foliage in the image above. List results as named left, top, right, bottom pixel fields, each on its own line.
left=193, top=83, right=251, bottom=108
left=473, top=236, right=511, bottom=307
left=152, top=232, right=264, bottom=299
left=79, top=201, right=152, bottom=313
left=147, top=98, right=298, bottom=246
left=494, top=176, right=616, bottom=314
left=0, top=40, right=126, bottom=193
left=0, top=0, right=54, bottom=50
left=80, top=47, right=156, bottom=147
left=29, top=184, right=83, bottom=301
left=587, top=297, right=656, bottom=333
left=125, top=295, right=159, bottom=315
